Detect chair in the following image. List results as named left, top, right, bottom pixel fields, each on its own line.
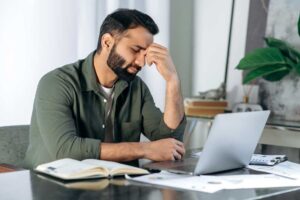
left=0, top=125, right=29, bottom=168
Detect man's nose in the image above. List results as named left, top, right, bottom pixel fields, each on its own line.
left=135, top=50, right=146, bottom=67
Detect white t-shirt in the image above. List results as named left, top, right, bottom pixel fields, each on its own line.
left=101, top=85, right=113, bottom=97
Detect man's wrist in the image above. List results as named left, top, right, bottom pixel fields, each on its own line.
left=139, top=142, right=148, bottom=159
left=166, top=74, right=180, bottom=86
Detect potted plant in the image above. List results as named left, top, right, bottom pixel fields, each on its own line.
left=235, top=15, right=300, bottom=121
left=236, top=15, right=300, bottom=84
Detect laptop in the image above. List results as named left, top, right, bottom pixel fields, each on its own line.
left=143, top=111, right=270, bottom=175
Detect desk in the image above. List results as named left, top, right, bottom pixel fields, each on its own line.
left=0, top=170, right=300, bottom=200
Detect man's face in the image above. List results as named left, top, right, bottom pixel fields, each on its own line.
left=107, top=26, right=153, bottom=82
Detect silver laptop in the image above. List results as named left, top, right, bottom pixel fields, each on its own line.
left=143, top=111, right=270, bottom=175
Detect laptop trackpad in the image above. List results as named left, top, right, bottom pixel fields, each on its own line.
left=143, top=157, right=199, bottom=174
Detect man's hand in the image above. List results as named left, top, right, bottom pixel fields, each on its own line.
left=145, top=43, right=184, bottom=129
left=100, top=139, right=185, bottom=162
left=145, top=43, right=178, bottom=82
left=142, top=138, right=186, bottom=161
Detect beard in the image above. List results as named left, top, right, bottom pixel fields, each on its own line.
left=107, top=45, right=141, bottom=83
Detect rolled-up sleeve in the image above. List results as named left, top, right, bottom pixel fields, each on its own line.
left=35, top=73, right=100, bottom=160
left=141, top=83, right=186, bottom=141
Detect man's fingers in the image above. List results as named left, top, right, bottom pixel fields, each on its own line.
left=175, top=140, right=184, bottom=148
left=145, top=43, right=168, bottom=57
left=146, top=48, right=168, bottom=56
left=175, top=144, right=185, bottom=157
left=148, top=138, right=185, bottom=161
left=145, top=54, right=164, bottom=66
left=173, top=150, right=182, bottom=160
left=150, top=43, right=168, bottom=51
left=174, top=139, right=185, bottom=156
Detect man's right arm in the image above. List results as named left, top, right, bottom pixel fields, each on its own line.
left=100, top=138, right=185, bottom=162
left=34, top=73, right=100, bottom=161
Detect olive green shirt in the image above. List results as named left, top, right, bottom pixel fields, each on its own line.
left=24, top=51, right=186, bottom=169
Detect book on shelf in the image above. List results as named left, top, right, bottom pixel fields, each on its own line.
left=184, top=98, right=228, bottom=117
left=0, top=163, right=23, bottom=173
left=184, top=98, right=228, bottom=108
left=184, top=106, right=225, bottom=118
left=35, top=158, right=149, bottom=180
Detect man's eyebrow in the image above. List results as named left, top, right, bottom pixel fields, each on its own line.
left=133, top=45, right=147, bottom=50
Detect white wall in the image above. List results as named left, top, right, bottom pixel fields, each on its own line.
left=226, top=0, right=251, bottom=109
left=191, top=0, right=251, bottom=106
left=0, top=0, right=170, bottom=126
left=169, top=0, right=194, bottom=98
left=0, top=0, right=98, bottom=126
left=192, top=0, right=233, bottom=94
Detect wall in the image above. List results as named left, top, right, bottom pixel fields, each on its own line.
left=225, top=0, right=251, bottom=109
left=169, top=0, right=194, bottom=98
left=192, top=0, right=233, bottom=95
left=0, top=0, right=97, bottom=126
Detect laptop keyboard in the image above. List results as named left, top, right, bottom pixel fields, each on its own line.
left=144, top=157, right=198, bottom=174
left=170, top=164, right=196, bottom=172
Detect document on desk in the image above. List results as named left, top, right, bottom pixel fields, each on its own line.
left=126, top=171, right=227, bottom=193
left=247, top=161, right=300, bottom=180
left=127, top=171, right=300, bottom=193
left=214, top=174, right=300, bottom=189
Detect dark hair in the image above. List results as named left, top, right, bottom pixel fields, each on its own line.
left=96, top=8, right=159, bottom=52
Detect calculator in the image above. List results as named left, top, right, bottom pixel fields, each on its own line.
left=249, top=154, right=288, bottom=166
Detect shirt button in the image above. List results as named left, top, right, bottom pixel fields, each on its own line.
left=103, top=99, right=107, bottom=103
left=102, top=124, right=105, bottom=128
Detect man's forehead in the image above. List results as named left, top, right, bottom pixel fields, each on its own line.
left=122, top=27, right=153, bottom=48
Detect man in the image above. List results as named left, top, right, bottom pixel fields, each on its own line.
left=24, top=8, right=186, bottom=169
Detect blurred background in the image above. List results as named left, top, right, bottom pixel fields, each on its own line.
left=0, top=0, right=250, bottom=126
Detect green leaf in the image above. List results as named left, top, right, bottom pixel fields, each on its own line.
left=264, top=37, right=300, bottom=63
left=295, top=62, right=300, bottom=75
left=236, top=48, right=287, bottom=70
left=285, top=57, right=297, bottom=69
left=263, top=69, right=290, bottom=81
left=243, top=65, right=291, bottom=84
left=298, top=14, right=300, bottom=37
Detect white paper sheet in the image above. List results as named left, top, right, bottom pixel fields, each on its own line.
left=247, top=161, right=300, bottom=179
left=127, top=170, right=300, bottom=193
left=213, top=174, right=300, bottom=189
left=126, top=171, right=225, bottom=193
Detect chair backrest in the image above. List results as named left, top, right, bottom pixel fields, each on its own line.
left=0, top=125, right=29, bottom=167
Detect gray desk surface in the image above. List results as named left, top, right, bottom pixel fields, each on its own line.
left=1, top=170, right=300, bottom=200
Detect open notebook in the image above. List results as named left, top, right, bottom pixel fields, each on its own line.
left=35, top=158, right=149, bottom=180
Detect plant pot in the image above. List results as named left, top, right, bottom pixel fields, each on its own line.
left=258, top=72, right=300, bottom=121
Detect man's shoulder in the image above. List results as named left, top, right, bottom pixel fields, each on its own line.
left=45, top=60, right=82, bottom=80
left=40, top=59, right=84, bottom=88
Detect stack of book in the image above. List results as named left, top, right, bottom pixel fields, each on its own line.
left=184, top=98, right=228, bottom=118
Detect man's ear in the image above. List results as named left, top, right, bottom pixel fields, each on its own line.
left=101, top=33, right=115, bottom=52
